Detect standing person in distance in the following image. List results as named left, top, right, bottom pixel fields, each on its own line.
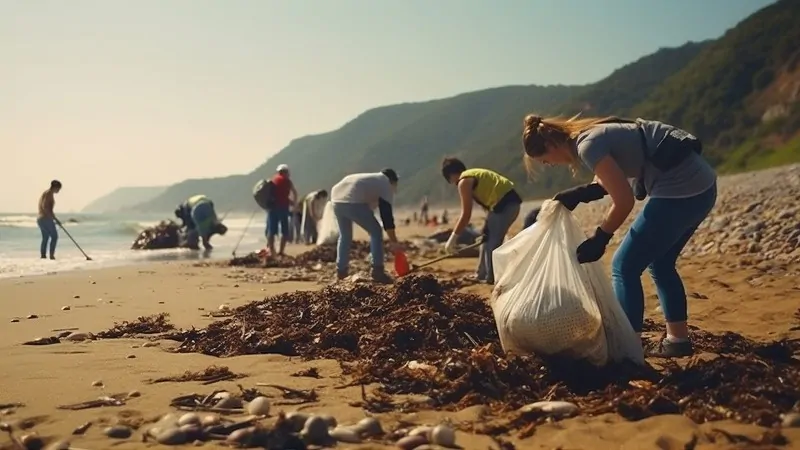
left=521, top=113, right=717, bottom=357
left=37, top=180, right=62, bottom=260
left=266, top=164, right=298, bottom=256
left=330, top=169, right=400, bottom=283
left=302, top=189, right=328, bottom=245
left=440, top=157, right=522, bottom=285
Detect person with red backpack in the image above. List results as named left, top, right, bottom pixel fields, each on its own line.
left=267, top=164, right=298, bottom=256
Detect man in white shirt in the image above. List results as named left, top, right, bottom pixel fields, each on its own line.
left=330, top=168, right=400, bottom=283
left=302, top=189, right=328, bottom=244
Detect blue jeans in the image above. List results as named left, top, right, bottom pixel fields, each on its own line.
left=478, top=203, right=520, bottom=283
left=611, top=183, right=717, bottom=332
left=266, top=207, right=290, bottom=238
left=37, top=217, right=58, bottom=258
left=190, top=200, right=216, bottom=238
left=332, top=202, right=383, bottom=274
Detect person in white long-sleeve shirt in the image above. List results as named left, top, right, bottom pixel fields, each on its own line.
left=302, top=189, right=328, bottom=244
left=330, top=169, right=400, bottom=283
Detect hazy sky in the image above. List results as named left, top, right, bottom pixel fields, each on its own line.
left=2, top=0, right=775, bottom=213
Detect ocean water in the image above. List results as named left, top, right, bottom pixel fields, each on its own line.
left=0, top=212, right=270, bottom=279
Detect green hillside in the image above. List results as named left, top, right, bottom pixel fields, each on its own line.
left=109, top=0, right=798, bottom=213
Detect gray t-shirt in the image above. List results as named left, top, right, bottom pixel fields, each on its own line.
left=331, top=172, right=394, bottom=207
left=575, top=120, right=717, bottom=199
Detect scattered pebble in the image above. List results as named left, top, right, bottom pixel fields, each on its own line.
left=783, top=412, right=800, bottom=428
left=91, top=281, right=96, bottom=284
left=301, top=415, right=330, bottom=445
left=61, top=306, right=70, bottom=311
left=64, top=332, right=93, bottom=342
left=246, top=396, right=271, bottom=416
left=126, top=354, right=136, bottom=359
left=318, top=414, right=337, bottom=428
left=131, top=344, right=139, bottom=348
left=26, top=314, right=38, bottom=319
left=72, top=295, right=80, bottom=299
left=430, top=424, right=456, bottom=447
left=355, top=417, right=383, bottom=437
left=91, top=380, right=104, bottom=387
left=408, top=426, right=432, bottom=438
left=10, top=319, right=19, bottom=323
left=330, top=426, right=362, bottom=443
left=218, top=304, right=231, bottom=312
left=178, top=413, right=201, bottom=427
left=45, top=439, right=70, bottom=450
left=142, top=341, right=158, bottom=348
left=285, top=412, right=309, bottom=432
left=200, top=414, right=220, bottom=427
left=127, top=390, right=141, bottom=398
left=20, top=433, right=44, bottom=449
left=104, top=425, right=132, bottom=439
left=397, top=434, right=428, bottom=450
left=519, top=400, right=579, bottom=416
left=156, top=427, right=187, bottom=445
left=227, top=427, right=256, bottom=446
left=214, top=396, right=242, bottom=409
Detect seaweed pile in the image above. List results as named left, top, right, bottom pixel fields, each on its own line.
left=131, top=221, right=183, bottom=250
left=96, top=313, right=176, bottom=338
left=126, top=276, right=800, bottom=428
left=229, top=241, right=419, bottom=268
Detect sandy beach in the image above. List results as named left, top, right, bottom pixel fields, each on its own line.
left=2, top=167, right=800, bottom=450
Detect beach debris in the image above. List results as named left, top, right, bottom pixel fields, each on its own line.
left=430, top=424, right=456, bottom=447
left=22, top=336, right=59, bottom=346
left=10, top=318, right=19, bottom=323
left=63, top=332, right=93, bottom=342
left=72, top=421, right=92, bottom=435
left=130, top=220, right=183, bottom=250
left=91, top=380, right=103, bottom=387
left=26, top=315, right=38, bottom=320
left=20, top=432, right=44, bottom=449
left=290, top=367, right=321, bottom=378
left=255, top=384, right=318, bottom=405
left=60, top=306, right=70, bottom=311
left=57, top=394, right=126, bottom=411
left=783, top=413, right=800, bottom=428
left=96, top=313, right=175, bottom=338
left=126, top=354, right=136, bottom=359
left=127, top=390, right=141, bottom=398
left=147, top=365, right=244, bottom=385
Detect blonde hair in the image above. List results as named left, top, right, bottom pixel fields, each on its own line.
left=522, top=113, right=618, bottom=178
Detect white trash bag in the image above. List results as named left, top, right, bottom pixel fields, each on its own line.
left=315, top=201, right=339, bottom=246
left=490, top=200, right=644, bottom=366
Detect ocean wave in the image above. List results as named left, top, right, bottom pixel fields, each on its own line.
left=0, top=214, right=154, bottom=236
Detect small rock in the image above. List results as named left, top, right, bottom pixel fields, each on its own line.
left=430, top=425, right=455, bottom=447
left=227, top=427, right=256, bottom=446
left=142, top=341, right=158, bottom=348
left=246, top=396, right=270, bottom=416
left=782, top=412, right=800, bottom=428
left=91, top=380, right=104, bottom=387
left=131, top=344, right=139, bottom=348
left=127, top=390, right=141, bottom=398
left=156, top=427, right=188, bottom=445
left=200, top=414, right=220, bottom=427
left=285, top=411, right=308, bottom=432
left=330, top=426, right=362, bottom=443
left=45, top=439, right=70, bottom=450
left=408, top=426, right=432, bottom=438
left=318, top=414, right=337, bottom=428
left=27, top=314, right=38, bottom=319
left=178, top=413, right=201, bottom=427
left=519, top=400, right=579, bottom=416
left=10, top=319, right=19, bottom=323
left=0, top=422, right=11, bottom=432
left=72, top=295, right=80, bottom=299
left=65, top=332, right=93, bottom=342
left=104, top=425, right=133, bottom=439
left=301, top=416, right=330, bottom=445
left=397, top=434, right=428, bottom=450
left=214, top=396, right=243, bottom=409
left=20, top=433, right=44, bottom=450
left=126, top=354, right=136, bottom=359
left=355, top=417, right=383, bottom=437
left=61, top=306, right=71, bottom=311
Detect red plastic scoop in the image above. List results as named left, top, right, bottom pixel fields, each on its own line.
left=393, top=249, right=410, bottom=276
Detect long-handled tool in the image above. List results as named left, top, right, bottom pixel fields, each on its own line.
left=56, top=219, right=92, bottom=261
left=232, top=209, right=258, bottom=257
left=396, top=236, right=484, bottom=277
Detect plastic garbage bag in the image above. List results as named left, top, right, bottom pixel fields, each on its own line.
left=316, top=201, right=339, bottom=246
left=490, top=200, right=644, bottom=366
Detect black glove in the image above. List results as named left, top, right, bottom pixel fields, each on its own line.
left=523, top=207, right=541, bottom=229
left=553, top=183, right=608, bottom=211
left=576, top=227, right=613, bottom=263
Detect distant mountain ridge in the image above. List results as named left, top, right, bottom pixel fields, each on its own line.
left=81, top=186, right=167, bottom=213
left=87, top=0, right=799, bottom=213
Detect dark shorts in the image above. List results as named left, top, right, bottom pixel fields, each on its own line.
left=267, top=207, right=290, bottom=237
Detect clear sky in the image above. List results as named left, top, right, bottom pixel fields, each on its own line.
left=1, top=0, right=775, bottom=213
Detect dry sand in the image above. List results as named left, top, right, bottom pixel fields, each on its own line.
left=2, top=168, right=800, bottom=450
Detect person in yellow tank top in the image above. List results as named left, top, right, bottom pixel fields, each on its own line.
left=441, top=157, right=522, bottom=284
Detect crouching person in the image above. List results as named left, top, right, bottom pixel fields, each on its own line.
left=441, top=157, right=522, bottom=284
left=183, top=194, right=228, bottom=250
left=330, top=169, right=400, bottom=283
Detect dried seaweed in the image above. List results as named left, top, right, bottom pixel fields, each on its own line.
left=148, top=365, right=244, bottom=385
left=96, top=313, right=175, bottom=338
left=127, top=275, right=800, bottom=430
left=290, top=367, right=321, bottom=378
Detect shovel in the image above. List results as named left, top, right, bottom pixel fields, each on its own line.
left=395, top=236, right=484, bottom=277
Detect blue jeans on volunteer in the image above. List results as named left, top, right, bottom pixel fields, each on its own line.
left=330, top=170, right=399, bottom=284
left=37, top=217, right=58, bottom=259
left=527, top=119, right=718, bottom=358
